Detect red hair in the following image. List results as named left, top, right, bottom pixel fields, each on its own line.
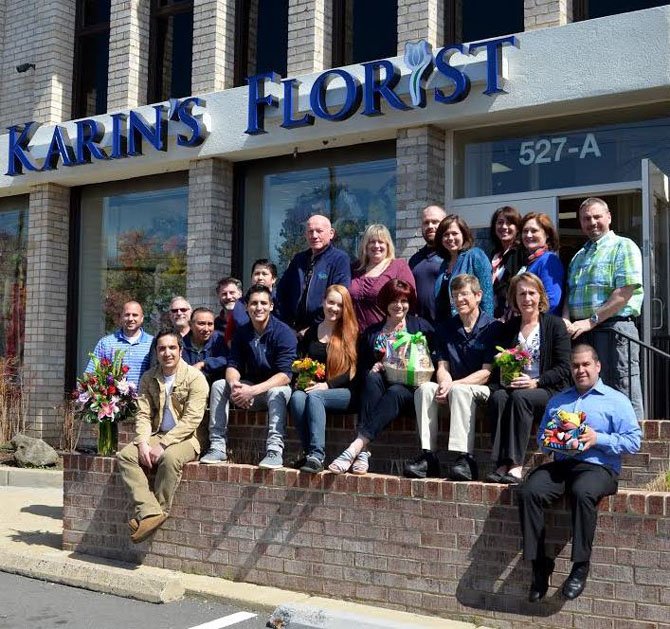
left=325, top=285, right=358, bottom=381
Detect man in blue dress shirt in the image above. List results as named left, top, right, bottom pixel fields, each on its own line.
left=517, top=343, right=641, bottom=603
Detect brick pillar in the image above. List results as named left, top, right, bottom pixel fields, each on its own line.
left=187, top=159, right=234, bottom=309
left=397, top=0, right=444, bottom=54
left=33, top=0, right=76, bottom=123
left=24, top=184, right=70, bottom=443
left=524, top=0, right=572, bottom=30
left=287, top=0, right=332, bottom=75
left=107, top=0, right=150, bottom=110
left=395, top=126, right=445, bottom=257
left=192, top=0, right=236, bottom=93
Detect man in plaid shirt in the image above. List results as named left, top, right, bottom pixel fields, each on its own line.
left=563, top=197, right=643, bottom=419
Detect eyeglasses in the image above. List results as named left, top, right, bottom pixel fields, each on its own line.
left=170, top=307, right=189, bottom=313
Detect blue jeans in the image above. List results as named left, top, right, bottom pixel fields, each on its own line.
left=289, top=387, right=351, bottom=461
left=209, top=380, right=292, bottom=454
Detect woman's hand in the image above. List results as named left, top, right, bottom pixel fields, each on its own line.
left=305, top=382, right=328, bottom=392
left=371, top=361, right=385, bottom=373
left=509, top=374, right=538, bottom=389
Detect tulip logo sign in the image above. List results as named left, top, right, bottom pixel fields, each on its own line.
left=405, top=40, right=434, bottom=108
left=245, top=35, right=518, bottom=135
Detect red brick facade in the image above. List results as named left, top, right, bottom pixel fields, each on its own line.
left=63, top=453, right=670, bottom=628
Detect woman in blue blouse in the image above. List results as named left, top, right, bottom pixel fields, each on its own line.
left=519, top=213, right=564, bottom=315
left=434, top=215, right=494, bottom=320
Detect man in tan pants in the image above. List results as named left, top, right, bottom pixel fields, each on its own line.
left=404, top=274, right=501, bottom=481
left=117, top=328, right=208, bottom=543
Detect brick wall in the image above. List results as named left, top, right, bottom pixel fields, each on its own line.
left=63, top=455, right=670, bottom=628
left=287, top=0, right=332, bottom=75
left=524, top=0, right=572, bottom=30
left=192, top=0, right=236, bottom=93
left=397, top=0, right=444, bottom=54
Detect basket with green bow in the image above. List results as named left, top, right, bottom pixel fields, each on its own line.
left=383, top=331, right=434, bottom=387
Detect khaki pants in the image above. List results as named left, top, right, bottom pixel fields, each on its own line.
left=414, top=382, right=490, bottom=453
left=117, top=435, right=197, bottom=520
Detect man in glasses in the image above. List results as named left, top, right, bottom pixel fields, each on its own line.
left=168, top=296, right=193, bottom=337
left=86, top=300, right=154, bottom=386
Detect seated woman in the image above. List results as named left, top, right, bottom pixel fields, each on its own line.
left=349, top=224, right=415, bottom=330
left=487, top=272, right=571, bottom=484
left=288, top=285, right=358, bottom=473
left=328, top=279, right=434, bottom=475
left=489, top=205, right=524, bottom=320
left=519, top=212, right=564, bottom=315
left=434, top=214, right=494, bottom=320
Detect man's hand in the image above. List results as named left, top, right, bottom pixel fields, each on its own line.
left=137, top=442, right=153, bottom=469
left=579, top=427, right=598, bottom=451
left=149, top=443, right=165, bottom=465
left=434, top=381, right=451, bottom=404
left=567, top=318, right=594, bottom=339
left=231, top=381, right=256, bottom=408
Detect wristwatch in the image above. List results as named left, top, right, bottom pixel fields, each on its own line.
left=589, top=312, right=599, bottom=325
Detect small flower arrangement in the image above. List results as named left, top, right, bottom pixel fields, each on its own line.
left=291, top=357, right=326, bottom=391
left=494, top=345, right=532, bottom=386
left=73, top=351, right=139, bottom=455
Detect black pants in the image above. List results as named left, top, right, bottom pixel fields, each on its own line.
left=488, top=387, right=550, bottom=466
left=358, top=371, right=414, bottom=442
left=517, top=459, right=618, bottom=563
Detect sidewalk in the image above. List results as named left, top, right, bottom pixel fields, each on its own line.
left=0, top=470, right=485, bottom=629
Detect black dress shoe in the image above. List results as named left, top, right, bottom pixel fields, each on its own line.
left=447, top=454, right=479, bottom=481
left=403, top=450, right=440, bottom=479
left=529, top=557, right=555, bottom=602
left=499, top=472, right=522, bottom=485
left=486, top=471, right=503, bottom=483
left=562, top=561, right=590, bottom=600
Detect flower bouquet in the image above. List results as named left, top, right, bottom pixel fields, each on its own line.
left=542, top=409, right=589, bottom=456
left=73, top=350, right=139, bottom=455
left=383, top=331, right=434, bottom=387
left=292, top=357, right=326, bottom=390
left=494, top=345, right=532, bottom=386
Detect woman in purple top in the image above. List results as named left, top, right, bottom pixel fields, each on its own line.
left=349, top=224, right=416, bottom=329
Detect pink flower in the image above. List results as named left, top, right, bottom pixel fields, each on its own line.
left=97, top=400, right=118, bottom=420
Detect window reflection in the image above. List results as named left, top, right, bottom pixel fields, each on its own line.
left=0, top=198, right=28, bottom=367
left=243, top=148, right=396, bottom=279
left=78, top=178, right=188, bottom=372
left=457, top=116, right=670, bottom=197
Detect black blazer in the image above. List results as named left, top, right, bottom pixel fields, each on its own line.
left=490, top=313, right=571, bottom=394
left=491, top=245, right=525, bottom=319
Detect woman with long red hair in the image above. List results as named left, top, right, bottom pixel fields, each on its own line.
left=288, top=285, right=359, bottom=473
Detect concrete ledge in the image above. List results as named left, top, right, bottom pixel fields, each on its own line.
left=0, top=466, right=63, bottom=488
left=0, top=548, right=183, bottom=603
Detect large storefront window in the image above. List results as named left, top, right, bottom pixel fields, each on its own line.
left=0, top=197, right=28, bottom=366
left=77, top=176, right=188, bottom=372
left=456, top=115, right=670, bottom=197
left=446, top=0, right=524, bottom=44
left=242, top=143, right=396, bottom=279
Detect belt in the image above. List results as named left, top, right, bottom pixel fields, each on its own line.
left=604, top=316, right=636, bottom=323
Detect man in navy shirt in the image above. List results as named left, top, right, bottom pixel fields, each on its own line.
left=405, top=274, right=500, bottom=480
left=276, top=214, right=351, bottom=335
left=213, top=277, right=249, bottom=347
left=200, top=285, right=297, bottom=468
left=518, top=343, right=640, bottom=603
left=181, top=307, right=228, bottom=384
left=408, top=205, right=446, bottom=324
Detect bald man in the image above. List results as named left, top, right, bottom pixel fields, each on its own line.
left=86, top=300, right=154, bottom=386
left=276, top=214, right=351, bottom=333
left=409, top=205, right=447, bottom=324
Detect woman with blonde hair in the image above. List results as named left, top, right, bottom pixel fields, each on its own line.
left=350, top=224, right=415, bottom=329
left=289, top=285, right=359, bottom=473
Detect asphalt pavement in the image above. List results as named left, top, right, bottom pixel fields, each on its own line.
left=0, top=468, right=485, bottom=629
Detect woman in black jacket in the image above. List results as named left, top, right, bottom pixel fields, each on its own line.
left=328, top=279, right=434, bottom=475
left=489, top=205, right=524, bottom=320
left=487, top=272, right=571, bottom=484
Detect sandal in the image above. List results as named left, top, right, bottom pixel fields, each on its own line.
left=328, top=449, right=355, bottom=474
left=352, top=450, right=370, bottom=475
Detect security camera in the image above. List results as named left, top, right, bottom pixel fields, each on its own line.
left=16, top=63, right=36, bottom=73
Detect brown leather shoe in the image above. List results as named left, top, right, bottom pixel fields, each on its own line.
left=128, top=518, right=139, bottom=533
left=130, top=514, right=167, bottom=544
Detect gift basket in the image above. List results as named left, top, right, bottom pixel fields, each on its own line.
left=542, top=409, right=589, bottom=456
left=383, top=331, right=434, bottom=386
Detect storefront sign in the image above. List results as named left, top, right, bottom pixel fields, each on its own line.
left=5, top=97, right=208, bottom=176
left=245, top=36, right=518, bottom=135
